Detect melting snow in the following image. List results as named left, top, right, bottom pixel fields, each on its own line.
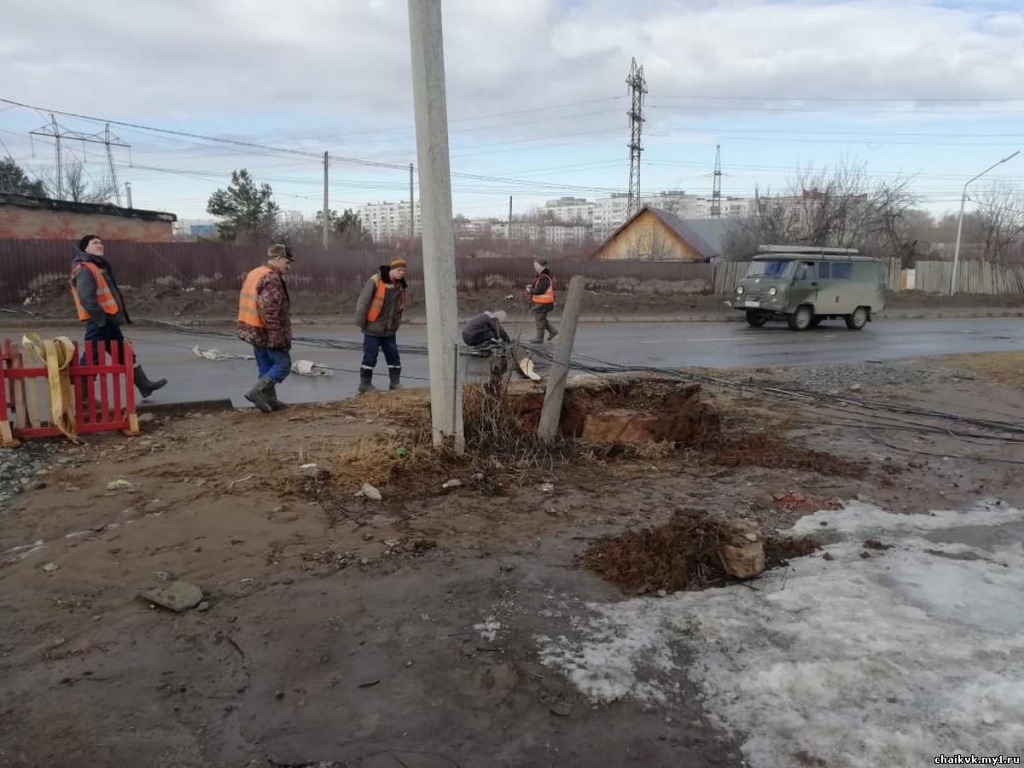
left=537, top=500, right=1024, bottom=767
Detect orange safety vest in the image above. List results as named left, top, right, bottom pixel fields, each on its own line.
left=238, top=265, right=273, bottom=327
left=365, top=274, right=405, bottom=322
left=70, top=261, right=120, bottom=322
left=531, top=272, right=555, bottom=304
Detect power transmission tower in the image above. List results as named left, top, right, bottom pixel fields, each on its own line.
left=710, top=144, right=723, bottom=218
left=625, top=57, right=647, bottom=217
left=30, top=116, right=131, bottom=204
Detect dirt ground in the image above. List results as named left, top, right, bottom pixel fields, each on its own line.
left=3, top=357, right=1024, bottom=767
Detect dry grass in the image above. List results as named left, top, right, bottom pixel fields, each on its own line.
left=939, top=351, right=1024, bottom=387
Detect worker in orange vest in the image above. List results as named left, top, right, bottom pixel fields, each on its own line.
left=70, top=234, right=167, bottom=398
left=354, top=257, right=408, bottom=393
left=524, top=257, right=558, bottom=343
left=236, top=244, right=294, bottom=413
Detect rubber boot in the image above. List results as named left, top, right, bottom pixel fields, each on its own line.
left=244, top=376, right=274, bottom=413
left=547, top=328, right=559, bottom=342
left=133, top=365, right=167, bottom=399
left=266, top=382, right=288, bottom=411
left=358, top=368, right=377, bottom=394
left=388, top=367, right=402, bottom=391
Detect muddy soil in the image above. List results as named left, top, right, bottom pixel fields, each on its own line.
left=578, top=508, right=821, bottom=595
left=3, top=361, right=1024, bottom=767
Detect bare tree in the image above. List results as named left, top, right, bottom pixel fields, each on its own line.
left=722, top=160, right=922, bottom=264
left=41, top=158, right=118, bottom=204
left=972, top=181, right=1024, bottom=264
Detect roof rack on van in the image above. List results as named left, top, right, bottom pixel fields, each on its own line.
left=757, top=245, right=860, bottom=255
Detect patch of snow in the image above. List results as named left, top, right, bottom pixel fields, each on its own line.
left=474, top=617, right=504, bottom=643
left=537, top=501, right=1024, bottom=767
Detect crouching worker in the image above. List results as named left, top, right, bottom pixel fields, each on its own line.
left=355, top=257, right=408, bottom=393
left=237, top=244, right=294, bottom=413
left=462, top=310, right=511, bottom=350
left=71, top=234, right=167, bottom=399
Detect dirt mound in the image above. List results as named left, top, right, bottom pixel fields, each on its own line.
left=578, top=509, right=820, bottom=595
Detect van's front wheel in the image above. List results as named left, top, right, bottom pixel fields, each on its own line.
left=746, top=310, right=768, bottom=327
left=845, top=307, right=869, bottom=330
left=787, top=305, right=813, bottom=331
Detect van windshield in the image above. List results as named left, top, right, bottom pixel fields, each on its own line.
left=746, top=260, right=792, bottom=278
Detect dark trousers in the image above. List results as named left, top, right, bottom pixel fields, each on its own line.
left=81, top=321, right=137, bottom=366
left=361, top=335, right=400, bottom=371
left=532, top=305, right=556, bottom=339
left=253, top=346, right=292, bottom=383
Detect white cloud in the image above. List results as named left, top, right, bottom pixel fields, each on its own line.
left=4, top=0, right=1022, bottom=124
left=3, top=0, right=1021, bottom=216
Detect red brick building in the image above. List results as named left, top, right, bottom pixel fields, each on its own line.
left=0, top=194, right=176, bottom=242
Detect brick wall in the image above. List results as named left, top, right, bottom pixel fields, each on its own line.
left=0, top=207, right=173, bottom=242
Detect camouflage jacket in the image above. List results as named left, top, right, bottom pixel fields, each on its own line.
left=237, top=267, right=292, bottom=350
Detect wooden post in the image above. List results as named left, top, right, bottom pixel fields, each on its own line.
left=537, top=275, right=585, bottom=444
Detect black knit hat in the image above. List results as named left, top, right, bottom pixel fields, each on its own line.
left=78, top=234, right=100, bottom=251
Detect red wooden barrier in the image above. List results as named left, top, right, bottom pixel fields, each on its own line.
left=0, top=338, right=140, bottom=447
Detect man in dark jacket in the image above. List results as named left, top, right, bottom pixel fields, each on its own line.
left=354, top=257, right=408, bottom=393
left=462, top=310, right=510, bottom=349
left=237, top=244, right=294, bottom=413
left=525, top=258, right=558, bottom=343
left=70, top=234, right=167, bottom=398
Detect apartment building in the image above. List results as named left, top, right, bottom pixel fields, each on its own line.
left=359, top=200, right=421, bottom=242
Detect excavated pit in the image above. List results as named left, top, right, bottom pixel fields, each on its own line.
left=579, top=508, right=822, bottom=594
left=511, top=375, right=722, bottom=445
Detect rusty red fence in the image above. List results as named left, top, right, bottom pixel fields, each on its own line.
left=0, top=239, right=715, bottom=304
left=1, top=338, right=138, bottom=447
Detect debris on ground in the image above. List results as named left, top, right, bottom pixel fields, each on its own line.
left=578, top=509, right=820, bottom=594
left=358, top=483, right=382, bottom=501
left=139, top=581, right=204, bottom=613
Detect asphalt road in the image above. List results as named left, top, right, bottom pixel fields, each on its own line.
left=6, top=317, right=1022, bottom=407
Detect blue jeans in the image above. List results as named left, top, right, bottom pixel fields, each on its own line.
left=81, top=321, right=134, bottom=366
left=253, top=347, right=291, bottom=383
left=361, top=335, right=400, bottom=372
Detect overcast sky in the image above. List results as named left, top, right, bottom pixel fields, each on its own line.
left=2, top=0, right=1022, bottom=220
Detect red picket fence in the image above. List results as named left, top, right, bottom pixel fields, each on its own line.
left=0, top=338, right=139, bottom=447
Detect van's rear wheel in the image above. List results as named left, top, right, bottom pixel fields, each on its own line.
left=787, top=305, right=813, bottom=331
left=746, top=310, right=768, bottom=327
left=845, top=307, right=869, bottom=330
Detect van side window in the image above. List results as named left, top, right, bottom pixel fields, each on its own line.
left=831, top=262, right=853, bottom=280
left=797, top=262, right=816, bottom=280
left=818, top=262, right=831, bottom=279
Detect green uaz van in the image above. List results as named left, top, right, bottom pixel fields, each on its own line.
left=732, top=246, right=886, bottom=331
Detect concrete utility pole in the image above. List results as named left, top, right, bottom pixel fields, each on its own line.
left=408, top=0, right=463, bottom=452
left=322, top=151, right=330, bottom=250
left=507, top=196, right=513, bottom=256
left=125, top=182, right=133, bottom=209
left=538, top=275, right=585, bottom=444
left=409, top=162, right=415, bottom=259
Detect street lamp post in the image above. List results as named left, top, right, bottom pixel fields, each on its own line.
left=949, top=150, right=1020, bottom=295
